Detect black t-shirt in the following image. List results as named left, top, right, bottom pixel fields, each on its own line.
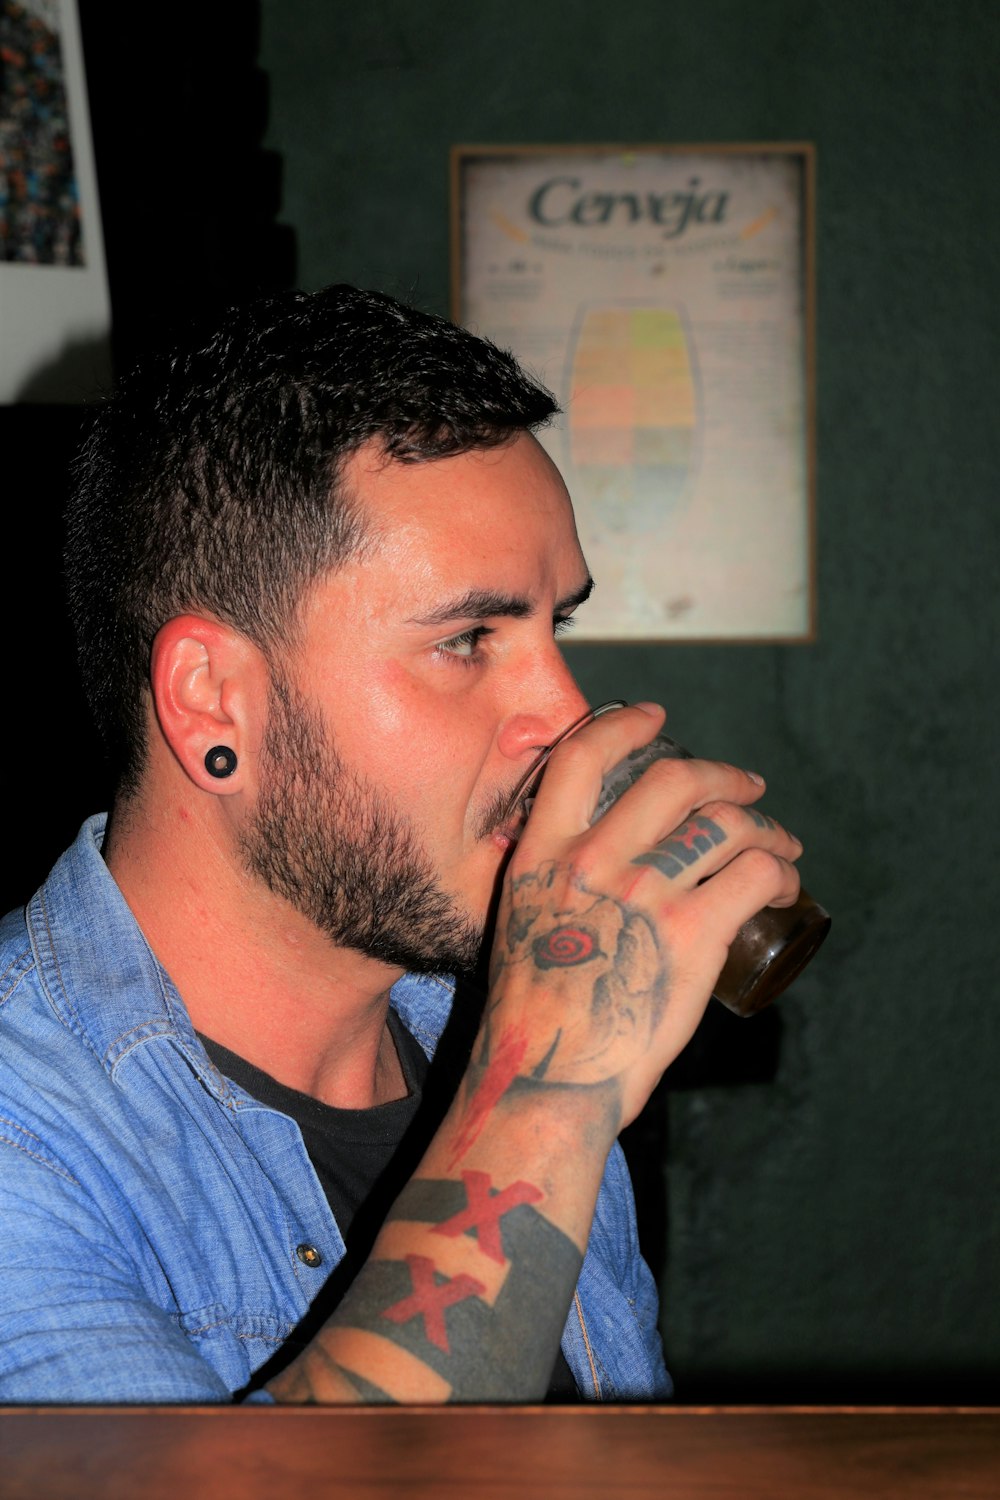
left=200, top=1011, right=579, bottom=1401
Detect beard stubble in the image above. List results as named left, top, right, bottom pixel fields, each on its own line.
left=239, top=670, right=491, bottom=977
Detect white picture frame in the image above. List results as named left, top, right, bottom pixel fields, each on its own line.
left=1, top=0, right=111, bottom=402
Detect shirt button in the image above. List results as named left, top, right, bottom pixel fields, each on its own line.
left=296, top=1243, right=323, bottom=1268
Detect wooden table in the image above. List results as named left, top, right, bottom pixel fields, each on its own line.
left=2, top=1406, right=998, bottom=1498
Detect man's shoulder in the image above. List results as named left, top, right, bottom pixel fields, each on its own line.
left=0, top=814, right=191, bottom=1147
left=0, top=891, right=112, bottom=1205
left=0, top=905, right=54, bottom=1109
left=15, top=814, right=199, bottom=1054
left=0, top=901, right=32, bottom=988
left=0, top=899, right=61, bottom=1056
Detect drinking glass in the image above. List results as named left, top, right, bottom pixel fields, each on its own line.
left=504, top=701, right=830, bottom=1017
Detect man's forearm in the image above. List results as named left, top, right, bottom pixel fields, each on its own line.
left=266, top=1079, right=618, bottom=1403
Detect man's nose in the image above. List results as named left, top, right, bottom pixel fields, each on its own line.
left=495, top=653, right=591, bottom=763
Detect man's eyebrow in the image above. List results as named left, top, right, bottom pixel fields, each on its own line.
left=555, top=577, right=594, bottom=615
left=408, top=577, right=593, bottom=628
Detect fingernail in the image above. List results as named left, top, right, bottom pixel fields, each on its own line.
left=747, top=770, right=765, bottom=785
left=635, top=701, right=664, bottom=717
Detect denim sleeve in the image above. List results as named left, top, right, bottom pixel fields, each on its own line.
left=560, top=1141, right=671, bottom=1400
left=0, top=1129, right=242, bottom=1402
left=602, top=1141, right=672, bottom=1393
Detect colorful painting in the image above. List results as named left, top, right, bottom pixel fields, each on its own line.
left=0, top=0, right=109, bottom=402
left=1, top=0, right=84, bottom=265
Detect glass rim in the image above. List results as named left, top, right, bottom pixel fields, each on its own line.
left=501, top=699, right=627, bottom=821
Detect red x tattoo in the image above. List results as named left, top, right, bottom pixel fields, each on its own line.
left=382, top=1255, right=486, bottom=1353
left=433, top=1170, right=543, bottom=1264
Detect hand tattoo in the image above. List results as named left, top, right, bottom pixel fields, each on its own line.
left=532, top=924, right=601, bottom=969
left=480, top=862, right=668, bottom=1096
left=746, top=807, right=777, bottom=831
left=632, top=814, right=726, bottom=880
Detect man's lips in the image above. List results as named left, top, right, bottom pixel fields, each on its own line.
left=477, top=774, right=534, bottom=846
left=494, top=795, right=536, bottom=846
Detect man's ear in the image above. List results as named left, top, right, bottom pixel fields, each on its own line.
left=149, top=616, right=267, bottom=794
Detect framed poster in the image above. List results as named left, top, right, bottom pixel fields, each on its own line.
left=0, top=0, right=111, bottom=402
left=452, top=145, right=815, bottom=641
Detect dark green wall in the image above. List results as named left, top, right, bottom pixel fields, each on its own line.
left=258, top=0, right=999, bottom=1396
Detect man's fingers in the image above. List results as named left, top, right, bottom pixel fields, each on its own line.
left=585, top=756, right=773, bottom=855
left=519, top=702, right=768, bottom=852
left=681, top=847, right=803, bottom=942
left=516, top=703, right=664, bottom=843
left=623, top=798, right=802, bottom=896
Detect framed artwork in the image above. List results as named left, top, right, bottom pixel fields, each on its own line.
left=0, top=0, right=111, bottom=401
left=452, top=144, right=816, bottom=641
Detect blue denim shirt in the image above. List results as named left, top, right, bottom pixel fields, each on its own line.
left=0, top=816, right=669, bottom=1402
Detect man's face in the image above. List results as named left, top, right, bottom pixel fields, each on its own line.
left=241, top=431, right=592, bottom=975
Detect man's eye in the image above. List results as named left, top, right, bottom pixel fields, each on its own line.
left=554, top=616, right=577, bottom=638
left=436, top=626, right=492, bottom=659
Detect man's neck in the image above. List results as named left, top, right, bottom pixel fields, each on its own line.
left=103, top=796, right=409, bottom=1109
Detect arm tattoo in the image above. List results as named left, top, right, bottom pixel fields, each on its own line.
left=381, top=1256, right=487, bottom=1352
left=431, top=1169, right=544, bottom=1262
left=333, top=1172, right=583, bottom=1401
left=447, top=1021, right=530, bottom=1165
left=332, top=1367, right=397, bottom=1403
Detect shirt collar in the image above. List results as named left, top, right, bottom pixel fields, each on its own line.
left=27, top=813, right=462, bottom=1080
left=27, top=814, right=220, bottom=1084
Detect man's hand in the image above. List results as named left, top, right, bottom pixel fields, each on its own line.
left=482, top=702, right=802, bottom=1129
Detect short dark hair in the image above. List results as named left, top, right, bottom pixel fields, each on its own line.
left=65, top=284, right=558, bottom=796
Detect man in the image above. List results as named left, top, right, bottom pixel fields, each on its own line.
left=0, top=286, right=800, bottom=1402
